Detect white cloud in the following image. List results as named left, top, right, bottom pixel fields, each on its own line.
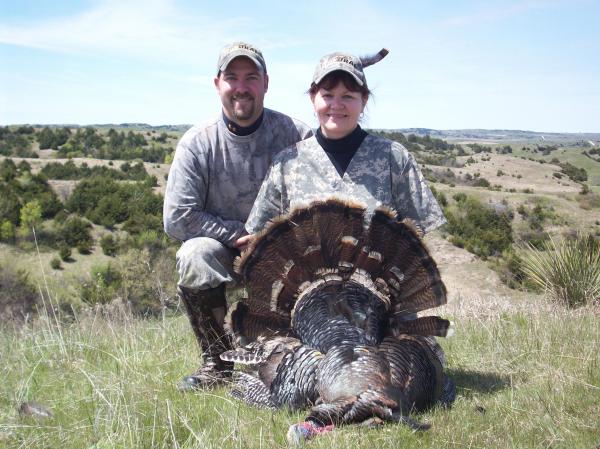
left=0, top=0, right=250, bottom=62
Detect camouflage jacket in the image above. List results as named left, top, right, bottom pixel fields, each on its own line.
left=246, top=133, right=446, bottom=234
left=163, top=108, right=312, bottom=247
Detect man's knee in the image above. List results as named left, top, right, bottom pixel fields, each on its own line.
left=177, top=237, right=230, bottom=265
left=176, top=237, right=237, bottom=290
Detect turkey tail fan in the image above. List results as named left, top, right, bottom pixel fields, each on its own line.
left=235, top=217, right=313, bottom=313
left=307, top=198, right=366, bottom=266
left=388, top=316, right=453, bottom=338
left=236, top=198, right=367, bottom=314
left=224, top=301, right=292, bottom=347
left=366, top=208, right=447, bottom=314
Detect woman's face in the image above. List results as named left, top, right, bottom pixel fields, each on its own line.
left=311, top=82, right=366, bottom=139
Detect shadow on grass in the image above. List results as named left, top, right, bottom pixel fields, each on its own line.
left=447, top=368, right=510, bottom=396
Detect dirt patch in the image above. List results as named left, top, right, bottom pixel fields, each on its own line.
left=424, top=232, right=548, bottom=318
left=424, top=153, right=580, bottom=195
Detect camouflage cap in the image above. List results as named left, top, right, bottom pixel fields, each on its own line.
left=217, top=41, right=267, bottom=75
left=311, top=48, right=389, bottom=87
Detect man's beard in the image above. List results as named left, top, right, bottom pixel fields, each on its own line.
left=231, top=94, right=255, bottom=122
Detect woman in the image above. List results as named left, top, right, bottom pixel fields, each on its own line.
left=243, top=48, right=445, bottom=237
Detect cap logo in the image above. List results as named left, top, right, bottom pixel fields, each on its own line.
left=333, top=55, right=356, bottom=66
left=234, top=43, right=260, bottom=55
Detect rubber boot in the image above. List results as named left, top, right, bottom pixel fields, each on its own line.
left=177, top=285, right=234, bottom=391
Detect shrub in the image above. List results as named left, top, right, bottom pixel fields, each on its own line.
left=472, top=177, right=491, bottom=188
left=519, top=229, right=549, bottom=249
left=520, top=234, right=600, bottom=307
left=80, top=263, right=122, bottom=306
left=100, top=234, right=119, bottom=256
left=452, top=192, right=467, bottom=203
left=18, top=200, right=42, bottom=237
left=490, top=249, right=528, bottom=290
left=117, top=248, right=178, bottom=316
left=77, top=240, right=93, bottom=254
left=59, top=216, right=93, bottom=248
left=0, top=264, right=39, bottom=320
left=559, top=162, right=587, bottom=182
left=59, top=244, right=72, bottom=261
left=135, top=230, right=165, bottom=251
left=50, top=257, right=62, bottom=270
left=78, top=250, right=178, bottom=316
left=443, top=195, right=513, bottom=259
left=0, top=220, right=15, bottom=242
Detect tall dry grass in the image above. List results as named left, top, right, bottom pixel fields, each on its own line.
left=1, top=297, right=599, bottom=448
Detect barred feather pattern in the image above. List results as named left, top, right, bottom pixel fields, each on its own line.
left=291, top=280, right=389, bottom=353
left=378, top=336, right=443, bottom=411
left=225, top=198, right=454, bottom=429
left=221, top=337, right=324, bottom=410
left=224, top=301, right=292, bottom=347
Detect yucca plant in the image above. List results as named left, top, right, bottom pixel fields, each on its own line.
left=520, top=234, right=600, bottom=307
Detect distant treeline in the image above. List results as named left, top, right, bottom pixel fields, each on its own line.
left=40, top=159, right=155, bottom=183
left=0, top=125, right=174, bottom=163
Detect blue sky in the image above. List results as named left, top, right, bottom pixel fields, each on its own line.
left=1, top=0, right=599, bottom=132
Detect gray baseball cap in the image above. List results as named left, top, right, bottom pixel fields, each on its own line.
left=217, top=42, right=267, bottom=75
left=312, top=48, right=389, bottom=87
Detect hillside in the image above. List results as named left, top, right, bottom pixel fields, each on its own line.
left=2, top=124, right=599, bottom=449
left=1, top=124, right=599, bottom=319
left=392, top=128, right=600, bottom=145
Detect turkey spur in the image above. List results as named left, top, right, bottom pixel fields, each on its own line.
left=221, top=198, right=455, bottom=439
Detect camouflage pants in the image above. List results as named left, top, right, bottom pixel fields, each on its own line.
left=176, top=237, right=240, bottom=291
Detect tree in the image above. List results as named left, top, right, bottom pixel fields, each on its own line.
left=37, top=127, right=56, bottom=149
left=58, top=216, right=93, bottom=248
left=18, top=200, right=42, bottom=237
left=0, top=220, right=15, bottom=242
left=0, top=185, right=21, bottom=225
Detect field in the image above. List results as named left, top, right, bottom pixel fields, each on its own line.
left=1, top=126, right=599, bottom=448
left=1, top=295, right=599, bottom=448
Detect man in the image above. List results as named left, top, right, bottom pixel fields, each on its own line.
left=163, top=42, right=312, bottom=390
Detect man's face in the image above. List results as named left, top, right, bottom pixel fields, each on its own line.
left=214, top=57, right=269, bottom=126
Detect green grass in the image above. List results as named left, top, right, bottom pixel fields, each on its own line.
left=0, top=241, right=114, bottom=308
left=510, top=145, right=600, bottom=187
left=1, top=303, right=599, bottom=448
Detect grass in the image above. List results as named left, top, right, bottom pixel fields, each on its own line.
left=1, top=300, right=599, bottom=448
left=520, top=234, right=600, bottom=307
left=0, top=240, right=114, bottom=308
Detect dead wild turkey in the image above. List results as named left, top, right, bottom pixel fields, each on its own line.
left=222, top=198, right=454, bottom=442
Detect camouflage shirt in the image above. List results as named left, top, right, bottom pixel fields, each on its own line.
left=246, top=133, right=446, bottom=234
left=163, top=108, right=312, bottom=247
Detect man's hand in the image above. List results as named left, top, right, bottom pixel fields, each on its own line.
left=233, top=234, right=255, bottom=252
